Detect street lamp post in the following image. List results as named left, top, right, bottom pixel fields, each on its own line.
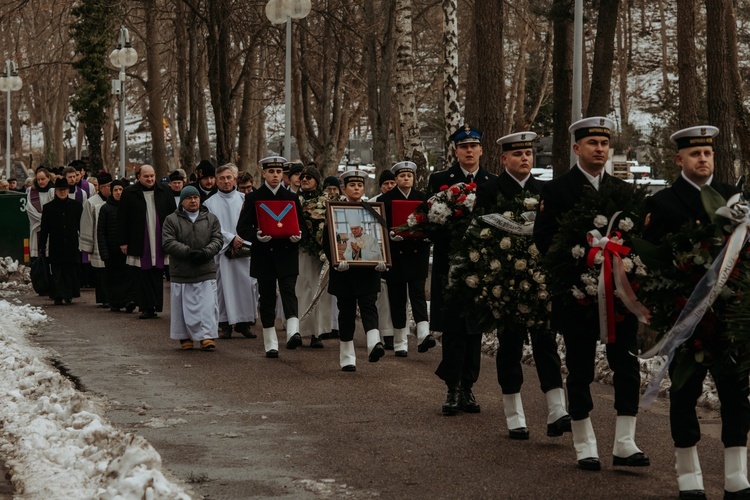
left=0, top=60, right=23, bottom=180
left=109, top=26, right=138, bottom=179
left=265, top=0, right=311, bottom=159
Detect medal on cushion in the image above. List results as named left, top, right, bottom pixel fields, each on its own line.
left=259, top=202, right=293, bottom=229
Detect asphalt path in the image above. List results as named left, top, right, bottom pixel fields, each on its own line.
left=22, top=286, right=729, bottom=499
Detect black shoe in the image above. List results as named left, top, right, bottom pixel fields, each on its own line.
left=319, top=330, right=339, bottom=340
left=383, top=336, right=394, bottom=350
left=235, top=323, right=257, bottom=338
left=442, top=384, right=461, bottom=416
left=679, top=491, right=707, bottom=500
left=125, top=302, right=137, bottom=313
left=266, top=349, right=279, bottom=358
left=54, top=299, right=63, bottom=306
left=725, top=489, right=750, bottom=500
left=286, top=333, right=302, bottom=349
left=509, top=427, right=530, bottom=440
left=460, top=387, right=481, bottom=413
left=139, top=310, right=157, bottom=319
left=310, top=335, right=324, bottom=348
left=418, top=334, right=436, bottom=353
left=64, top=298, right=72, bottom=304
left=368, top=342, right=385, bottom=362
left=547, top=415, right=572, bottom=437
left=341, top=365, right=356, bottom=372
left=395, top=350, right=408, bottom=357
left=219, top=322, right=232, bottom=339
left=110, top=306, right=121, bottom=312
left=613, top=452, right=650, bottom=467
left=577, top=458, right=601, bottom=471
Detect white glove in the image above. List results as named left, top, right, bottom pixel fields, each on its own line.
left=375, top=261, right=387, bottom=272
left=290, top=232, right=302, bottom=243
left=389, top=230, right=404, bottom=242
left=336, top=261, right=350, bottom=272
left=256, top=230, right=272, bottom=243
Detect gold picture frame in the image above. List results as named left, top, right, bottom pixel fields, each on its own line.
left=326, top=201, right=391, bottom=268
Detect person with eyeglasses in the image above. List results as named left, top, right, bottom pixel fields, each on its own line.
left=298, top=166, right=322, bottom=201
left=237, top=171, right=254, bottom=194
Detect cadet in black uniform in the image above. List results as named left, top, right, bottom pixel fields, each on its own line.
left=533, top=117, right=649, bottom=471
left=381, top=161, right=432, bottom=357
left=476, top=131, right=571, bottom=440
left=236, top=156, right=306, bottom=358
left=429, top=125, right=496, bottom=416
left=643, top=126, right=749, bottom=500
left=322, top=170, right=388, bottom=371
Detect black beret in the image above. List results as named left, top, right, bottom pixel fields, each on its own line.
left=195, top=159, right=216, bottom=178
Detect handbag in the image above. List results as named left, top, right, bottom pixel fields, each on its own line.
left=31, top=255, right=50, bottom=295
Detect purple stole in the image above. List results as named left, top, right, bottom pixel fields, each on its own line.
left=30, top=189, right=42, bottom=212
left=141, top=216, right=165, bottom=270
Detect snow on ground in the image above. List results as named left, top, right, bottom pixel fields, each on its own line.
left=0, top=299, right=192, bottom=499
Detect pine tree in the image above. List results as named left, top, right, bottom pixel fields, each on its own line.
left=70, top=0, right=120, bottom=171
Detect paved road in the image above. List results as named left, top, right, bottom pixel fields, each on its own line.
left=23, top=286, right=727, bottom=499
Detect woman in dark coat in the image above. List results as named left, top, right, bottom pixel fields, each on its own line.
left=39, top=178, right=83, bottom=305
left=97, top=180, right=136, bottom=312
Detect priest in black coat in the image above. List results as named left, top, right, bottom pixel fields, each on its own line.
left=39, top=178, right=83, bottom=305
left=476, top=131, right=570, bottom=442
left=643, top=126, right=749, bottom=499
left=428, top=125, right=496, bottom=416
left=534, top=117, right=648, bottom=472
left=381, top=161, right=432, bottom=357
left=236, top=156, right=306, bottom=358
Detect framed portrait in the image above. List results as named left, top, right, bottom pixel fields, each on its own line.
left=326, top=201, right=391, bottom=268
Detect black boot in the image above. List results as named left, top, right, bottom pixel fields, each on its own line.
left=460, top=384, right=481, bottom=413
left=383, top=336, right=394, bottom=350
left=234, top=322, right=257, bottom=339
left=219, top=321, right=232, bottom=339
left=442, top=383, right=461, bottom=416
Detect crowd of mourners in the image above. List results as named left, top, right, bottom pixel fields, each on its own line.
left=12, top=119, right=750, bottom=499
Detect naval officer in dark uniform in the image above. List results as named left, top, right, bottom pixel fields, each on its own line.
left=429, top=124, right=496, bottom=416
left=475, top=131, right=571, bottom=441
left=643, top=126, right=748, bottom=500
left=382, top=161, right=432, bottom=357
left=533, top=117, right=649, bottom=471
left=236, top=156, right=306, bottom=358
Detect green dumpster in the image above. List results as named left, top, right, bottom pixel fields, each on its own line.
left=0, top=191, right=30, bottom=263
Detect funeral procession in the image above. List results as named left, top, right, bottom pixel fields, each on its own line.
left=0, top=0, right=749, bottom=499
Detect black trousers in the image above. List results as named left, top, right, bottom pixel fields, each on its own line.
left=258, top=275, right=298, bottom=328
left=670, top=357, right=750, bottom=448
left=435, top=331, right=482, bottom=388
left=336, top=292, right=378, bottom=342
left=50, top=263, right=81, bottom=301
left=93, top=267, right=108, bottom=305
left=386, top=278, right=429, bottom=329
left=560, top=315, right=640, bottom=420
left=105, top=258, right=135, bottom=308
left=497, top=325, right=563, bottom=395
left=134, top=267, right=164, bottom=312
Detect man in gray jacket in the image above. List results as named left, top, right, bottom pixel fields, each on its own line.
left=163, top=186, right=223, bottom=350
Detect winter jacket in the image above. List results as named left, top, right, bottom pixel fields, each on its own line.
left=117, top=182, right=176, bottom=256
left=39, top=196, right=83, bottom=264
left=162, top=206, right=223, bottom=283
left=97, top=196, right=121, bottom=263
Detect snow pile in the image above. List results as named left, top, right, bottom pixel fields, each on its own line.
left=0, top=299, right=192, bottom=499
left=0, top=257, right=32, bottom=298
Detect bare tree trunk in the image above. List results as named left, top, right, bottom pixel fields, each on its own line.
left=174, top=0, right=198, bottom=170
left=676, top=0, right=700, bottom=127
left=237, top=46, right=258, bottom=172
left=509, top=21, right=530, bottom=132
left=394, top=0, right=428, bottom=188
left=705, top=0, right=734, bottom=184
left=143, top=0, right=168, bottom=177
left=657, top=0, right=671, bottom=99
left=205, top=0, right=234, bottom=164
left=551, top=0, right=574, bottom=177
left=442, top=0, right=460, bottom=168
left=587, top=0, right=620, bottom=116
left=617, top=1, right=629, bottom=126
left=465, top=0, right=504, bottom=174
left=725, top=0, right=750, bottom=179
left=525, top=32, right=553, bottom=127
left=197, top=84, right=211, bottom=163
left=292, top=29, right=310, bottom=164
left=364, top=0, right=395, bottom=181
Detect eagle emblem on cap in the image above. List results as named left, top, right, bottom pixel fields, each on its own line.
left=464, top=123, right=471, bottom=134
left=599, top=119, right=605, bottom=126
left=700, top=127, right=706, bottom=136
left=521, top=134, right=526, bottom=140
